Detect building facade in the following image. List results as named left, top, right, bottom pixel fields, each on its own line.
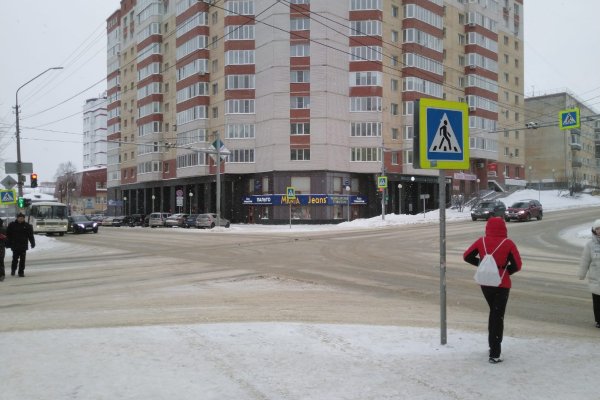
left=83, top=96, right=108, bottom=169
left=105, top=0, right=524, bottom=221
left=525, top=92, right=600, bottom=191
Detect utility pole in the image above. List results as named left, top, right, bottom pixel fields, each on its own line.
left=14, top=67, right=63, bottom=199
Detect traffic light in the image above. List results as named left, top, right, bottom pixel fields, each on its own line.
left=30, top=173, right=38, bottom=188
left=17, top=197, right=32, bottom=208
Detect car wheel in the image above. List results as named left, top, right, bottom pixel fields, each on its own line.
left=471, top=217, right=477, bottom=221
left=504, top=217, right=510, bottom=222
left=93, top=229, right=98, bottom=233
left=225, top=223, right=230, bottom=228
left=210, top=222, right=215, bottom=229
left=526, top=213, right=531, bottom=221
left=537, top=212, right=543, bottom=220
left=59, top=232, right=65, bottom=237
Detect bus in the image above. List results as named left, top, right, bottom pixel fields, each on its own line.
left=26, top=201, right=68, bottom=236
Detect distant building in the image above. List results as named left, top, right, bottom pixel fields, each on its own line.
left=55, top=168, right=108, bottom=215
left=525, top=92, right=600, bottom=191
left=83, top=96, right=108, bottom=169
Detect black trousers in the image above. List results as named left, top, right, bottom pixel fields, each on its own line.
left=481, top=286, right=510, bottom=358
left=0, top=246, right=5, bottom=277
left=593, top=293, right=600, bottom=324
left=11, top=249, right=27, bottom=275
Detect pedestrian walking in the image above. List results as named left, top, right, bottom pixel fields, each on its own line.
left=0, top=218, right=7, bottom=282
left=6, top=213, right=35, bottom=277
left=463, top=217, right=522, bottom=364
left=577, top=219, right=600, bottom=329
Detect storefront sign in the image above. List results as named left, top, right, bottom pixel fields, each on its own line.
left=242, top=194, right=368, bottom=206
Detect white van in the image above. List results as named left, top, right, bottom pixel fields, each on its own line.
left=148, top=212, right=171, bottom=228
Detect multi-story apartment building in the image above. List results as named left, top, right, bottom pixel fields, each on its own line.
left=525, top=92, right=600, bottom=191
left=83, top=96, right=108, bottom=169
left=105, top=0, right=524, bottom=221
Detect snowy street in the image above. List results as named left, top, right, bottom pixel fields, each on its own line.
left=1, top=190, right=599, bottom=399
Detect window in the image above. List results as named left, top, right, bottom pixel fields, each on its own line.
left=390, top=103, right=398, bottom=115
left=350, top=0, right=382, bottom=11
left=225, top=99, right=255, bottom=114
left=225, top=74, right=255, bottom=89
left=403, top=150, right=413, bottom=164
left=225, top=124, right=255, bottom=139
left=225, top=0, right=255, bottom=16
left=350, top=20, right=382, bottom=36
left=229, top=149, right=255, bottom=163
left=291, top=123, right=310, bottom=135
left=290, top=70, right=310, bottom=83
left=391, top=152, right=399, bottom=165
left=350, top=71, right=382, bottom=86
left=212, top=107, right=218, bottom=118
left=350, top=147, right=381, bottom=162
left=290, top=18, right=310, bottom=30
left=392, top=5, right=399, bottom=17
left=391, top=79, right=398, bottom=91
left=404, top=125, right=414, bottom=140
left=403, top=101, right=414, bottom=115
left=392, top=128, right=399, bottom=140
left=350, top=97, right=382, bottom=112
left=290, top=43, right=310, bottom=57
left=291, top=148, right=310, bottom=160
left=391, top=55, right=398, bottom=66
left=350, top=46, right=382, bottom=61
left=350, top=122, right=381, bottom=137
left=290, top=96, right=310, bottom=109
left=391, top=30, right=399, bottom=42
left=225, top=50, right=255, bottom=65
left=225, top=25, right=255, bottom=40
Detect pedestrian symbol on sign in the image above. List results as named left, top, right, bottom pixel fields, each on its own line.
left=429, top=114, right=461, bottom=153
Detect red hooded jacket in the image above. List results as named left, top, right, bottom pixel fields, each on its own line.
left=463, top=217, right=522, bottom=288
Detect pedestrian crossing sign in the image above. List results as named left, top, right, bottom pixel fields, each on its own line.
left=286, top=187, right=296, bottom=199
left=559, top=108, right=580, bottom=130
left=0, top=189, right=16, bottom=204
left=413, top=98, right=469, bottom=170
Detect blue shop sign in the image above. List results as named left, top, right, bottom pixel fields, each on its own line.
left=242, top=194, right=367, bottom=206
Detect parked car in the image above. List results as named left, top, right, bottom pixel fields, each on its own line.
left=471, top=200, right=506, bottom=221
left=111, top=216, right=125, bottom=227
left=148, top=212, right=171, bottom=228
left=165, top=213, right=188, bottom=227
left=196, top=213, right=230, bottom=229
left=123, top=214, right=145, bottom=227
left=90, top=214, right=105, bottom=223
left=505, top=199, right=543, bottom=222
left=100, top=216, right=114, bottom=226
left=183, top=214, right=199, bottom=228
left=68, top=215, right=98, bottom=234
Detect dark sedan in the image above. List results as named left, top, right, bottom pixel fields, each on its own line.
left=68, top=215, right=99, bottom=234
left=183, top=214, right=199, bottom=228
left=471, top=200, right=506, bottom=221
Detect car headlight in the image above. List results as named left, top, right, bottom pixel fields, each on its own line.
left=483, top=211, right=489, bottom=214
left=77, top=224, right=85, bottom=228
left=518, top=210, right=525, bottom=214
left=93, top=223, right=98, bottom=227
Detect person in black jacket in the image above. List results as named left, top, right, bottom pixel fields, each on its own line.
left=0, top=218, right=7, bottom=281
left=6, top=213, right=35, bottom=277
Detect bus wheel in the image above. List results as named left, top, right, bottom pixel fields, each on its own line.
left=59, top=232, right=65, bottom=237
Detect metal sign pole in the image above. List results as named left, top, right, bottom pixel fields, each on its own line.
left=439, top=169, right=447, bottom=345
left=289, top=203, right=292, bottom=229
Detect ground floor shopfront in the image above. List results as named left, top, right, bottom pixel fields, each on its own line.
left=107, top=171, right=450, bottom=224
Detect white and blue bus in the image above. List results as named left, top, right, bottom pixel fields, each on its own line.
left=26, top=201, right=68, bottom=236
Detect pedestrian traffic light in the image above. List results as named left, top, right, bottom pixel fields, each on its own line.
left=17, top=197, right=32, bottom=208
left=30, top=173, right=38, bottom=188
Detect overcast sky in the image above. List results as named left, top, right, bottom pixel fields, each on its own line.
left=1, top=0, right=599, bottom=182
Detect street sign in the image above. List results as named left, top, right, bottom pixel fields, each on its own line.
left=559, top=108, right=580, bottom=130
left=420, top=194, right=430, bottom=200
left=286, top=187, right=296, bottom=199
left=5, top=162, right=33, bottom=174
left=1, top=175, right=18, bottom=189
left=0, top=189, right=17, bottom=204
left=413, top=99, right=469, bottom=170
left=377, top=176, right=388, bottom=189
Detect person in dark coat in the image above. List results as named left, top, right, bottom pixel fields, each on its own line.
left=0, top=218, right=7, bottom=281
left=463, top=217, right=522, bottom=364
left=6, top=213, right=35, bottom=277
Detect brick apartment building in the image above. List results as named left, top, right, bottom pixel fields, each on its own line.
left=105, top=0, right=524, bottom=222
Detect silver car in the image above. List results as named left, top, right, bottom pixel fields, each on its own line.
left=148, top=212, right=171, bottom=228
left=196, top=213, right=230, bottom=229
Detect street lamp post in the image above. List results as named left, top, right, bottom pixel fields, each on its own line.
left=151, top=194, right=155, bottom=212
left=345, top=185, right=351, bottom=222
left=552, top=168, right=556, bottom=190
left=188, top=192, right=193, bottom=214
left=397, top=184, right=402, bottom=215
left=123, top=196, right=127, bottom=216
left=14, top=67, right=63, bottom=199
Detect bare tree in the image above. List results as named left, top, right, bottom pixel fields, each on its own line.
left=54, top=161, right=78, bottom=202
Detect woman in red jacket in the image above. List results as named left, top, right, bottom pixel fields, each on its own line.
left=463, top=216, right=522, bottom=364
